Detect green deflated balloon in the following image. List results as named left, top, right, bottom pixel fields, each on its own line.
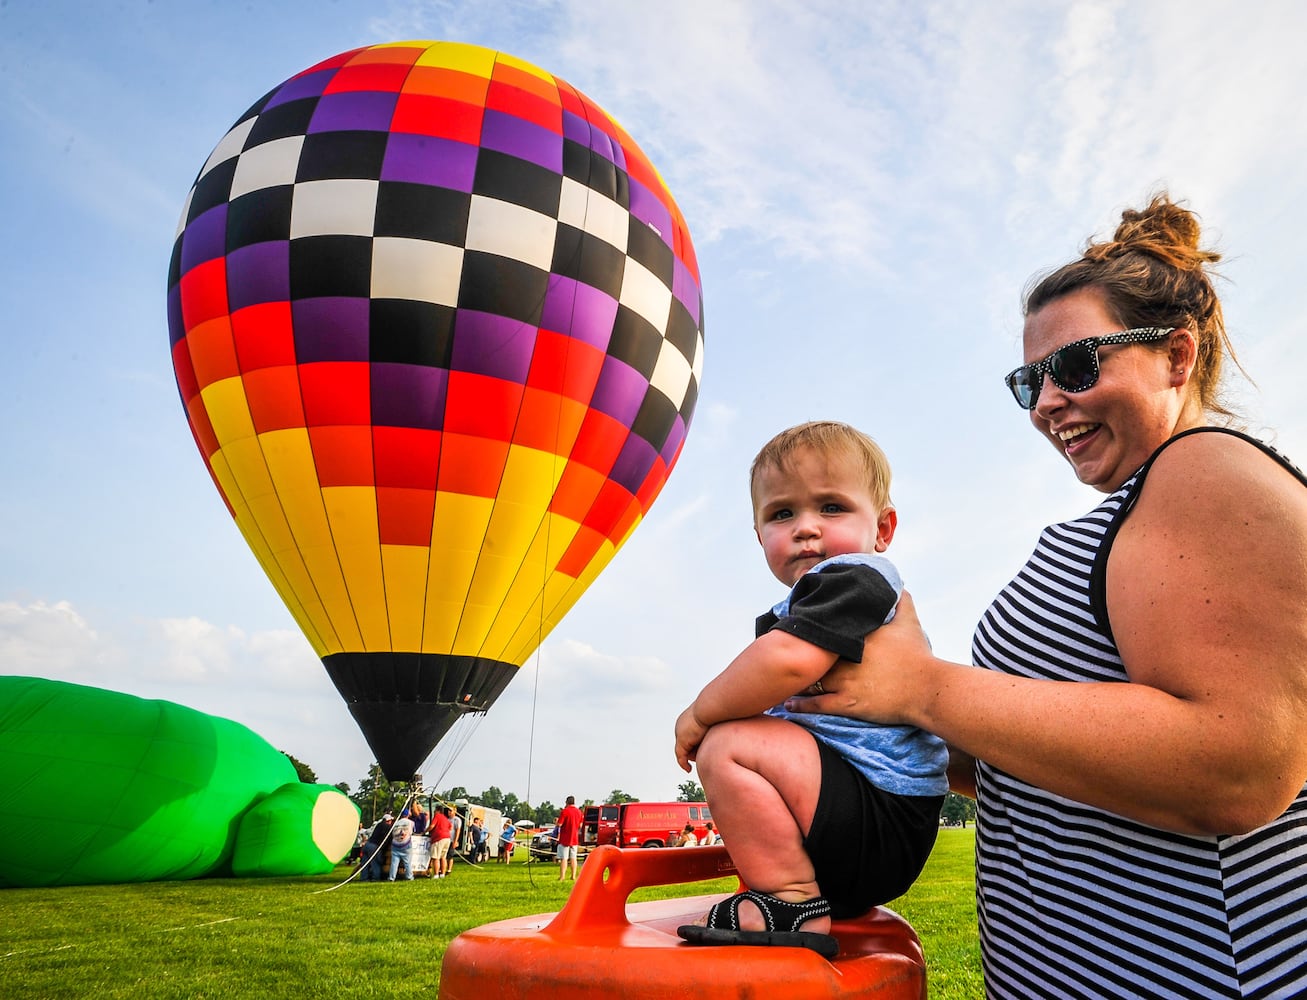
left=0, top=676, right=357, bottom=887
left=232, top=781, right=361, bottom=877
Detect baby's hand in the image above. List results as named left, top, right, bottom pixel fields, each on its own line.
left=674, top=705, right=708, bottom=773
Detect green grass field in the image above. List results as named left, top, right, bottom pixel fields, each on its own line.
left=1, top=828, right=981, bottom=999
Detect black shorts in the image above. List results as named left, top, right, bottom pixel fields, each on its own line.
left=804, top=737, right=944, bottom=918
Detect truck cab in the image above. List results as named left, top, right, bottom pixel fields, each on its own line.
left=582, top=802, right=713, bottom=849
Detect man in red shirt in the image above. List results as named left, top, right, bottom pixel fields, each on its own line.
left=430, top=805, right=454, bottom=878
left=556, top=795, right=584, bottom=881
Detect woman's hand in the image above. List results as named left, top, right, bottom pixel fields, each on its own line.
left=784, top=590, right=935, bottom=725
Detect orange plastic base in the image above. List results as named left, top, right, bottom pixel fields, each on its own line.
left=438, top=845, right=926, bottom=999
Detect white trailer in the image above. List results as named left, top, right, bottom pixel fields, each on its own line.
left=461, top=802, right=505, bottom=859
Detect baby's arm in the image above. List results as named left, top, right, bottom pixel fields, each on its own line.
left=674, top=630, right=836, bottom=770
left=675, top=559, right=898, bottom=770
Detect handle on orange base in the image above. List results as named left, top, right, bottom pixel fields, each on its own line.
left=545, top=845, right=739, bottom=934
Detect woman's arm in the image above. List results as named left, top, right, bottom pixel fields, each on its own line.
left=790, top=436, right=1307, bottom=835
left=1099, top=432, right=1307, bottom=831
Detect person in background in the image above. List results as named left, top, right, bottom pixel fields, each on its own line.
left=555, top=795, right=583, bottom=881
left=497, top=819, right=516, bottom=863
left=359, top=814, right=392, bottom=882
left=448, top=807, right=464, bottom=873
left=430, top=805, right=453, bottom=879
left=678, top=823, right=699, bottom=847
left=540, top=822, right=560, bottom=862
left=790, top=193, right=1307, bottom=998
left=703, top=821, right=722, bottom=846
left=469, top=816, right=488, bottom=863
left=409, top=800, right=428, bottom=836
left=349, top=822, right=366, bottom=863
left=675, top=421, right=947, bottom=958
left=387, top=809, right=415, bottom=881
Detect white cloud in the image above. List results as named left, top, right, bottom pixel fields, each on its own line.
left=0, top=599, right=360, bottom=780
left=0, top=600, right=111, bottom=680
left=541, top=637, right=674, bottom=699
left=0, top=597, right=699, bottom=802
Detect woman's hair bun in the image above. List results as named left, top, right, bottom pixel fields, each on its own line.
left=1115, top=194, right=1202, bottom=252
left=1083, top=193, right=1218, bottom=268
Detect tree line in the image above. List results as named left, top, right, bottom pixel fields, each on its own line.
left=284, top=753, right=974, bottom=829
left=308, top=764, right=710, bottom=827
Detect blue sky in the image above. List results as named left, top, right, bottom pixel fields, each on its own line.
left=4, top=0, right=1305, bottom=810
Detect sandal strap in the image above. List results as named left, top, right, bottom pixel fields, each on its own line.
left=705, top=889, right=832, bottom=934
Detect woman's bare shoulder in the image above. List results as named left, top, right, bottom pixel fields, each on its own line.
left=1139, top=429, right=1307, bottom=522
left=1112, top=428, right=1307, bottom=686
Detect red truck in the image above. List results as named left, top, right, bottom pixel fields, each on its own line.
left=583, top=801, right=715, bottom=849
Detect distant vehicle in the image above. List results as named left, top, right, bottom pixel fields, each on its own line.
left=584, top=802, right=714, bottom=849
left=529, top=825, right=560, bottom=860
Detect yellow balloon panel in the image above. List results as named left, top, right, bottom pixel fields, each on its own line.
left=296, top=542, right=364, bottom=653
left=454, top=552, right=521, bottom=655
left=258, top=429, right=318, bottom=492
left=411, top=39, right=499, bottom=76
left=479, top=513, right=582, bottom=661
left=233, top=489, right=332, bottom=646
left=422, top=600, right=474, bottom=656
left=497, top=444, right=566, bottom=514
left=321, top=487, right=387, bottom=649
left=227, top=501, right=333, bottom=658
left=244, top=492, right=300, bottom=565
left=423, top=492, right=495, bottom=651
left=429, top=491, right=495, bottom=557
left=274, top=488, right=337, bottom=554
left=203, top=461, right=330, bottom=658
left=221, top=436, right=277, bottom=503
left=259, top=432, right=330, bottom=540
left=380, top=544, right=430, bottom=651
left=421, top=552, right=484, bottom=652
left=199, top=377, right=256, bottom=449
left=502, top=531, right=623, bottom=666
left=479, top=499, right=548, bottom=573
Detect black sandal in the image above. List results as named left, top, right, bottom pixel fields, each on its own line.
left=677, top=889, right=839, bottom=958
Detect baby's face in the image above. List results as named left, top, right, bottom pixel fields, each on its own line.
left=752, top=447, right=894, bottom=586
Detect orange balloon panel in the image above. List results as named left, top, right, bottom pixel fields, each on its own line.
left=166, top=41, right=704, bottom=778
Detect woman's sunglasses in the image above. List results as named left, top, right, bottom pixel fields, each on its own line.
left=1004, top=327, right=1175, bottom=410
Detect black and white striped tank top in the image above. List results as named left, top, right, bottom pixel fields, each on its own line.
left=971, top=427, right=1307, bottom=999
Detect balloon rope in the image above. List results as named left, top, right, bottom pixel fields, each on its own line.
left=522, top=645, right=545, bottom=888
left=519, top=86, right=607, bottom=889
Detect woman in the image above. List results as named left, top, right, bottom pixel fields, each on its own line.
left=498, top=819, right=516, bottom=863
left=790, top=194, right=1307, bottom=998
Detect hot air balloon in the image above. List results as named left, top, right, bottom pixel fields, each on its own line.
left=166, top=42, right=704, bottom=780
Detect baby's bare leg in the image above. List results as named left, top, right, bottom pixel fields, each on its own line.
left=695, top=716, right=829, bottom=934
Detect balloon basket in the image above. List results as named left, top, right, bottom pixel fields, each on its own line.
left=437, top=845, right=926, bottom=999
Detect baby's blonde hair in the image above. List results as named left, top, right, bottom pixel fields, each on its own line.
left=749, top=421, right=893, bottom=512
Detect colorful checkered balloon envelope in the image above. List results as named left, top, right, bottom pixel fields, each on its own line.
left=166, top=41, right=704, bottom=780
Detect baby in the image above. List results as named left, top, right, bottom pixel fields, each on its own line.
left=675, top=421, right=947, bottom=956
